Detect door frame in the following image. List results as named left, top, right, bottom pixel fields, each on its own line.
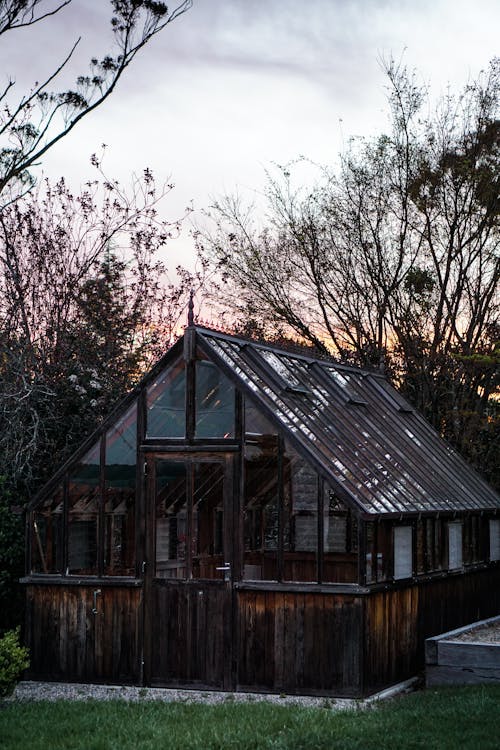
left=141, top=450, right=238, bottom=688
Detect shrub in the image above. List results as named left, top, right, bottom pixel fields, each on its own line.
left=0, top=627, right=29, bottom=697
left=0, top=479, right=25, bottom=633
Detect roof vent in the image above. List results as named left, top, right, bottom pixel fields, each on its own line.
left=319, top=364, right=368, bottom=406
left=256, top=348, right=311, bottom=396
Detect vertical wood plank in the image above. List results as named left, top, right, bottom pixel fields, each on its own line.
left=274, top=591, right=285, bottom=691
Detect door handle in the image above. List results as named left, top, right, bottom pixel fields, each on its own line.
left=216, top=563, right=231, bottom=582
left=92, top=588, right=102, bottom=615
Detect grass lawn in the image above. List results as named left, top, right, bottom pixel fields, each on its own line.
left=1, top=685, right=500, bottom=750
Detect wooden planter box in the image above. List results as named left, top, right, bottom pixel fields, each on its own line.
left=426, top=615, right=500, bottom=686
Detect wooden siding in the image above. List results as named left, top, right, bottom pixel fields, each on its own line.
left=363, top=567, right=500, bottom=694
left=363, top=587, right=419, bottom=692
left=25, top=584, right=142, bottom=683
left=149, top=580, right=231, bottom=689
left=236, top=589, right=363, bottom=697
left=23, top=566, right=500, bottom=696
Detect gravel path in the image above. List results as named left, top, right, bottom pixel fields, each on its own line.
left=9, top=681, right=355, bottom=708
left=7, top=678, right=417, bottom=707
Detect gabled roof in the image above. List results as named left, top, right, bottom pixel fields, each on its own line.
left=197, top=327, right=500, bottom=517
left=30, top=325, right=500, bottom=519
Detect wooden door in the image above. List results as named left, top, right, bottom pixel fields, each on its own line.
left=143, top=453, right=235, bottom=689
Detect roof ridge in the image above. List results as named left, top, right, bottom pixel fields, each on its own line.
left=192, top=323, right=381, bottom=376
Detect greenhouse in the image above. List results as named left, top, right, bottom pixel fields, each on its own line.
left=23, top=324, right=500, bottom=696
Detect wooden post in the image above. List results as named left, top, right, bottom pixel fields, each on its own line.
left=317, top=477, right=324, bottom=584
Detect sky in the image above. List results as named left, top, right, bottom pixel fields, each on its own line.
left=1, top=0, right=499, bottom=271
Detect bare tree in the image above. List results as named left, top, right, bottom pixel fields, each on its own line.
left=0, top=162, right=194, bottom=488
left=0, top=0, right=192, bottom=200
left=0, top=1, right=71, bottom=34
left=199, top=59, right=500, bottom=486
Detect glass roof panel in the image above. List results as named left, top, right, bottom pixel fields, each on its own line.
left=200, top=330, right=500, bottom=516
left=368, top=376, right=413, bottom=413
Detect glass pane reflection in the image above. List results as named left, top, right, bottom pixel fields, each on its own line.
left=283, top=442, right=318, bottom=582
left=104, top=401, right=137, bottom=575
left=67, top=443, right=100, bottom=575
left=195, top=360, right=235, bottom=438
left=155, top=460, right=187, bottom=578
left=243, top=443, right=279, bottom=581
left=31, top=486, right=64, bottom=574
left=192, top=462, right=225, bottom=579
left=322, top=486, right=358, bottom=583
left=147, top=359, right=186, bottom=438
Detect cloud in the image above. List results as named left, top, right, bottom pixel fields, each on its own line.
left=1, top=0, right=498, bottom=274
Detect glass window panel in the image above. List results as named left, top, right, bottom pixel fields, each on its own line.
left=67, top=443, right=100, bottom=575
left=394, top=526, right=413, bottom=579
left=31, top=485, right=64, bottom=574
left=245, top=398, right=277, bottom=439
left=468, top=516, right=483, bottom=564
left=463, top=515, right=483, bottom=566
left=104, top=401, right=137, bottom=575
left=376, top=522, right=391, bottom=582
left=283, top=441, right=318, bottom=582
left=192, top=462, right=225, bottom=579
left=322, top=486, right=358, bottom=583
left=448, top=522, right=463, bottom=570
left=195, top=360, right=235, bottom=438
left=324, top=489, right=348, bottom=553
left=490, top=519, right=500, bottom=561
left=424, top=518, right=434, bottom=571
left=423, top=517, right=444, bottom=572
left=365, top=522, right=376, bottom=583
left=243, top=443, right=279, bottom=581
left=155, top=460, right=187, bottom=579
left=416, top=519, right=425, bottom=574
left=147, top=358, right=186, bottom=438
left=364, top=521, right=390, bottom=583
left=436, top=519, right=446, bottom=570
